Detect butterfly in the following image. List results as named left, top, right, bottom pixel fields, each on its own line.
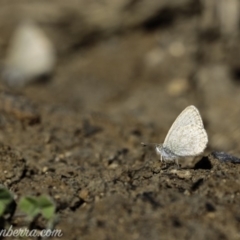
left=142, top=105, right=208, bottom=165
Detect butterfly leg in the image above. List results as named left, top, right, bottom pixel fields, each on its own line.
left=160, top=156, right=167, bottom=168
left=175, top=159, right=180, bottom=168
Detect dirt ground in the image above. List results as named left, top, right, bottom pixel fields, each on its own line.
left=1, top=0, right=240, bottom=239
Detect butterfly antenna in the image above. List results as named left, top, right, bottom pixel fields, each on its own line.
left=141, top=142, right=158, bottom=147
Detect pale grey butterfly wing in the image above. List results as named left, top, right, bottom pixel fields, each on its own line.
left=163, top=124, right=208, bottom=157
left=163, top=106, right=204, bottom=144
left=162, top=105, right=208, bottom=157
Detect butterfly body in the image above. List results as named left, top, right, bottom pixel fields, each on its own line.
left=156, top=145, right=178, bottom=161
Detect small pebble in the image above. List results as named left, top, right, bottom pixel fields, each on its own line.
left=211, top=151, right=240, bottom=163
left=79, top=189, right=89, bottom=201
left=168, top=42, right=185, bottom=57
left=176, top=170, right=191, bottom=179
left=108, top=163, right=119, bottom=169
left=167, top=78, right=189, bottom=96
left=3, top=20, right=56, bottom=86
left=42, top=167, right=48, bottom=173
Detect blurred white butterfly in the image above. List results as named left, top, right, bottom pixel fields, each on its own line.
left=142, top=105, right=208, bottom=165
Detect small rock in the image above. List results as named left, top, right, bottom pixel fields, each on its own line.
left=42, top=167, right=48, bottom=173
left=176, top=170, right=191, bottom=179
left=167, top=78, right=189, bottom=97
left=145, top=48, right=165, bottom=68
left=3, top=20, right=56, bottom=86
left=79, top=189, right=89, bottom=201
left=108, top=162, right=119, bottom=169
left=211, top=151, right=240, bottom=163
left=168, top=41, right=185, bottom=57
